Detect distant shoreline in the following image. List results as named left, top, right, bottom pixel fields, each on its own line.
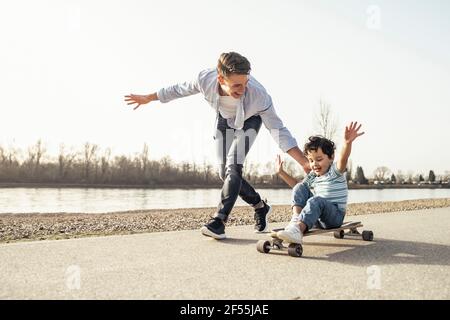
left=0, top=182, right=449, bottom=190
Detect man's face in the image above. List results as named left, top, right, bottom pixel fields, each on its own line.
left=306, top=148, right=334, bottom=176
left=218, top=73, right=249, bottom=98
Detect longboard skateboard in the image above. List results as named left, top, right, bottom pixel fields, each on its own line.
left=256, top=221, right=374, bottom=257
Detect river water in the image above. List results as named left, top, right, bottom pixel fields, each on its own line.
left=1, top=187, right=450, bottom=214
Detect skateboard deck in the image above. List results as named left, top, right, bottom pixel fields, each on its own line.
left=257, top=221, right=374, bottom=257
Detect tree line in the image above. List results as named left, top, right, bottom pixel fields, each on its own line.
left=0, top=141, right=290, bottom=187
left=0, top=141, right=448, bottom=187
left=355, top=166, right=449, bottom=185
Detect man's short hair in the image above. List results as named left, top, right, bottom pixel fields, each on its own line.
left=217, top=52, right=251, bottom=78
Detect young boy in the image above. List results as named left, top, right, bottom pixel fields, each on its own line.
left=275, top=122, right=365, bottom=244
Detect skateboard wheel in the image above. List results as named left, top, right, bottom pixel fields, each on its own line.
left=334, top=230, right=345, bottom=239
left=257, top=240, right=271, bottom=253
left=288, top=243, right=303, bottom=257
left=362, top=230, right=374, bottom=241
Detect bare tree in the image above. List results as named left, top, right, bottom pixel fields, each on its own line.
left=113, top=155, right=130, bottom=183
left=373, top=166, right=391, bottom=181
left=315, top=98, right=339, bottom=141
left=202, top=158, right=213, bottom=184
left=406, top=170, right=414, bottom=184
left=8, top=145, right=20, bottom=167
left=444, top=171, right=450, bottom=183
left=34, top=140, right=45, bottom=171
left=0, top=145, right=21, bottom=181
left=0, top=145, right=8, bottom=179
left=83, top=142, right=98, bottom=181
left=58, top=143, right=78, bottom=180
left=396, top=170, right=405, bottom=184
left=0, top=146, right=5, bottom=165
left=140, top=143, right=150, bottom=178
left=100, top=148, right=111, bottom=183
left=26, top=140, right=46, bottom=178
left=160, top=156, right=173, bottom=180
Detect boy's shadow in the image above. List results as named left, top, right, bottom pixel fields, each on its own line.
left=297, top=237, right=450, bottom=267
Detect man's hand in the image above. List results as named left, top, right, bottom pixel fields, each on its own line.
left=124, top=93, right=158, bottom=110
left=344, top=121, right=365, bottom=143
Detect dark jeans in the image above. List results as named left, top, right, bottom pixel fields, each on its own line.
left=214, top=113, right=262, bottom=221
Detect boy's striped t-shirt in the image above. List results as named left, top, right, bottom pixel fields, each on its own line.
left=302, top=162, right=348, bottom=212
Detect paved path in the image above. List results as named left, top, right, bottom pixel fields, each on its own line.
left=1, top=208, right=449, bottom=299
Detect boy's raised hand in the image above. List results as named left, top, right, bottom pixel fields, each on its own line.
left=275, top=154, right=284, bottom=174
left=344, top=121, right=365, bottom=143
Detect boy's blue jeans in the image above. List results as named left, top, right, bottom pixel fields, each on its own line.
left=291, top=183, right=345, bottom=231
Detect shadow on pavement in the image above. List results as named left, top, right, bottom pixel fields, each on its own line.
left=205, top=233, right=450, bottom=267
left=218, top=238, right=257, bottom=245
left=299, top=238, right=450, bottom=267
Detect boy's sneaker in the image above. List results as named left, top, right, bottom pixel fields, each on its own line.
left=254, top=200, right=272, bottom=233
left=277, top=223, right=303, bottom=244
left=200, top=217, right=226, bottom=240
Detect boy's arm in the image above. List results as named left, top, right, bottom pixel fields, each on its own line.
left=275, top=155, right=299, bottom=188
left=337, top=122, right=365, bottom=173
left=278, top=170, right=299, bottom=189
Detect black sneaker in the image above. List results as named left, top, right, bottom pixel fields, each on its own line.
left=200, top=217, right=226, bottom=240
left=254, top=201, right=272, bottom=233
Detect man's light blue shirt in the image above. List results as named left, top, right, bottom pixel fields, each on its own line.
left=157, top=68, right=298, bottom=152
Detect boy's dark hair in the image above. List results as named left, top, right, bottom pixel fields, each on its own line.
left=304, top=136, right=336, bottom=159
left=217, top=52, right=251, bottom=78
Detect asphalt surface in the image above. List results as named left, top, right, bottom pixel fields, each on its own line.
left=1, top=208, right=449, bottom=299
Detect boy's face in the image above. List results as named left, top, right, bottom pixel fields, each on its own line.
left=306, top=148, right=334, bottom=176
left=217, top=73, right=249, bottom=99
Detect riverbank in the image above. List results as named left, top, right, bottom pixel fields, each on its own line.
left=1, top=198, right=449, bottom=243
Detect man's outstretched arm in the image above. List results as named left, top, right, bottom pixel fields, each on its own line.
left=124, top=71, right=202, bottom=110
left=287, top=146, right=311, bottom=174
left=257, top=97, right=311, bottom=174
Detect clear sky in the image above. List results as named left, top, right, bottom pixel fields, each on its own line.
left=1, top=0, right=449, bottom=178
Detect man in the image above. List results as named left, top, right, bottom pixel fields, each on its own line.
left=124, top=52, right=310, bottom=239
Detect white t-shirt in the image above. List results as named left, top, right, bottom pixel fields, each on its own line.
left=218, top=95, right=240, bottom=119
